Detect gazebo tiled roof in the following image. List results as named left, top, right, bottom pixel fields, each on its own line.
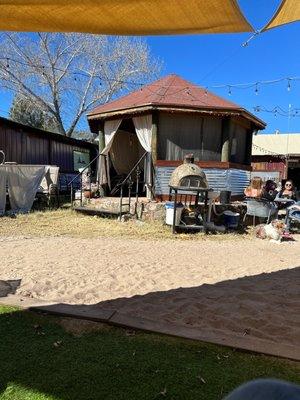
left=87, top=74, right=265, bottom=129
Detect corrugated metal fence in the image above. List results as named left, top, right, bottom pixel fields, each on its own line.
left=155, top=166, right=250, bottom=196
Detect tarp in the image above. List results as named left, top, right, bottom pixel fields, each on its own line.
left=263, top=0, right=300, bottom=31
left=0, top=0, right=253, bottom=35
left=0, top=165, right=46, bottom=214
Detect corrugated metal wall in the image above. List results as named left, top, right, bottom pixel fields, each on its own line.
left=0, top=121, right=94, bottom=173
left=155, top=166, right=250, bottom=196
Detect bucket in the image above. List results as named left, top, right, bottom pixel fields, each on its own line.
left=223, top=211, right=240, bottom=229
left=220, top=190, right=231, bottom=204
left=165, top=202, right=184, bottom=226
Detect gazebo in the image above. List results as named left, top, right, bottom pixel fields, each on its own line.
left=87, top=74, right=265, bottom=200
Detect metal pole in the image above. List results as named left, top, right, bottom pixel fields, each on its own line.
left=70, top=183, right=73, bottom=208
left=172, top=189, right=177, bottom=234
left=119, top=186, right=123, bottom=219
left=135, top=166, right=140, bottom=216
left=89, top=169, right=91, bottom=204
left=80, top=174, right=83, bottom=207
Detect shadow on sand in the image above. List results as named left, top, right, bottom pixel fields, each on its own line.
left=27, top=266, right=300, bottom=360
left=0, top=279, right=21, bottom=297
left=0, top=269, right=300, bottom=399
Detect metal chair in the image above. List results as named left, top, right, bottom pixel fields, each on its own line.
left=243, top=197, right=278, bottom=225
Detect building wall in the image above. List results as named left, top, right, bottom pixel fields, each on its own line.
left=0, top=119, right=96, bottom=173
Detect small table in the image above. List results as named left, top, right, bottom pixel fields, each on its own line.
left=169, top=185, right=212, bottom=234
left=274, top=198, right=296, bottom=211
left=274, top=198, right=295, bottom=205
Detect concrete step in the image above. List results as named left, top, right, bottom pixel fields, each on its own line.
left=74, top=206, right=127, bottom=218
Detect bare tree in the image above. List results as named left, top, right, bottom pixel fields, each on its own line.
left=0, top=33, right=161, bottom=137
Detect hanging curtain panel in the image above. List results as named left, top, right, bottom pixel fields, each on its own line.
left=263, top=0, right=300, bottom=30
left=202, top=118, right=222, bottom=161
left=102, top=119, right=122, bottom=155
left=230, top=123, right=247, bottom=164
left=133, top=115, right=153, bottom=188
left=110, top=130, right=143, bottom=175
left=98, top=119, right=122, bottom=187
left=133, top=115, right=152, bottom=152
left=0, top=167, right=7, bottom=215
left=158, top=113, right=203, bottom=161
left=0, top=1, right=253, bottom=35
left=7, top=165, right=46, bottom=213
left=158, top=113, right=222, bottom=161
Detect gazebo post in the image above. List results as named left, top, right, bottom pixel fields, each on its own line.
left=98, top=120, right=106, bottom=196
left=98, top=120, right=105, bottom=153
left=245, top=127, right=254, bottom=165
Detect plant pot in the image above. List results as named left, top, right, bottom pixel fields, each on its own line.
left=83, top=190, right=93, bottom=199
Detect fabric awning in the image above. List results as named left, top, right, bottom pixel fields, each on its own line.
left=0, top=0, right=253, bottom=35
left=263, top=0, right=300, bottom=31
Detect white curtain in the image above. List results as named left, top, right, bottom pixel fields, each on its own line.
left=0, top=167, right=7, bottom=215
left=133, top=115, right=152, bottom=152
left=133, top=115, right=153, bottom=192
left=102, top=119, right=122, bottom=155
left=98, top=119, right=122, bottom=186
left=7, top=165, right=46, bottom=213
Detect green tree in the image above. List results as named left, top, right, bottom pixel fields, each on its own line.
left=9, top=95, right=58, bottom=132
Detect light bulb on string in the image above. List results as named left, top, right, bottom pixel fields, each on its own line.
left=204, top=87, right=208, bottom=96
left=228, top=86, right=232, bottom=96
left=287, top=79, right=291, bottom=92
left=6, top=58, right=9, bottom=69
left=255, top=83, right=259, bottom=95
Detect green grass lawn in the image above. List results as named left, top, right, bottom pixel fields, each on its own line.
left=0, top=306, right=299, bottom=400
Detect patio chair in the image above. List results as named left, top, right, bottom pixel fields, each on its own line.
left=243, top=197, right=278, bottom=225
left=285, top=204, right=300, bottom=232
left=37, top=166, right=60, bottom=208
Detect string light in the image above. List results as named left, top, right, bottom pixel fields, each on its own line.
left=254, top=105, right=300, bottom=117
left=1, top=55, right=300, bottom=95
left=252, top=144, right=288, bottom=161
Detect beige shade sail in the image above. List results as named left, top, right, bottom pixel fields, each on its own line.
left=0, top=0, right=253, bottom=35
left=263, top=0, right=300, bottom=30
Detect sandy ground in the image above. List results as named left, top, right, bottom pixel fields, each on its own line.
left=0, top=234, right=300, bottom=352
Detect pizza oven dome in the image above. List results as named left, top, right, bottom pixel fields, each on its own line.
left=169, top=154, right=209, bottom=189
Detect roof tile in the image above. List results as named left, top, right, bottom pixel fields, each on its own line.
left=88, top=74, right=242, bottom=116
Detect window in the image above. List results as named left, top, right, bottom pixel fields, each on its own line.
left=73, top=150, right=90, bottom=171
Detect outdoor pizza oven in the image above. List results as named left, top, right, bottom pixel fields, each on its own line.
left=169, top=154, right=209, bottom=189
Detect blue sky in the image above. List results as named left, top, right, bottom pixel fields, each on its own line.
left=1, top=0, right=300, bottom=134
left=147, top=0, right=300, bottom=133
